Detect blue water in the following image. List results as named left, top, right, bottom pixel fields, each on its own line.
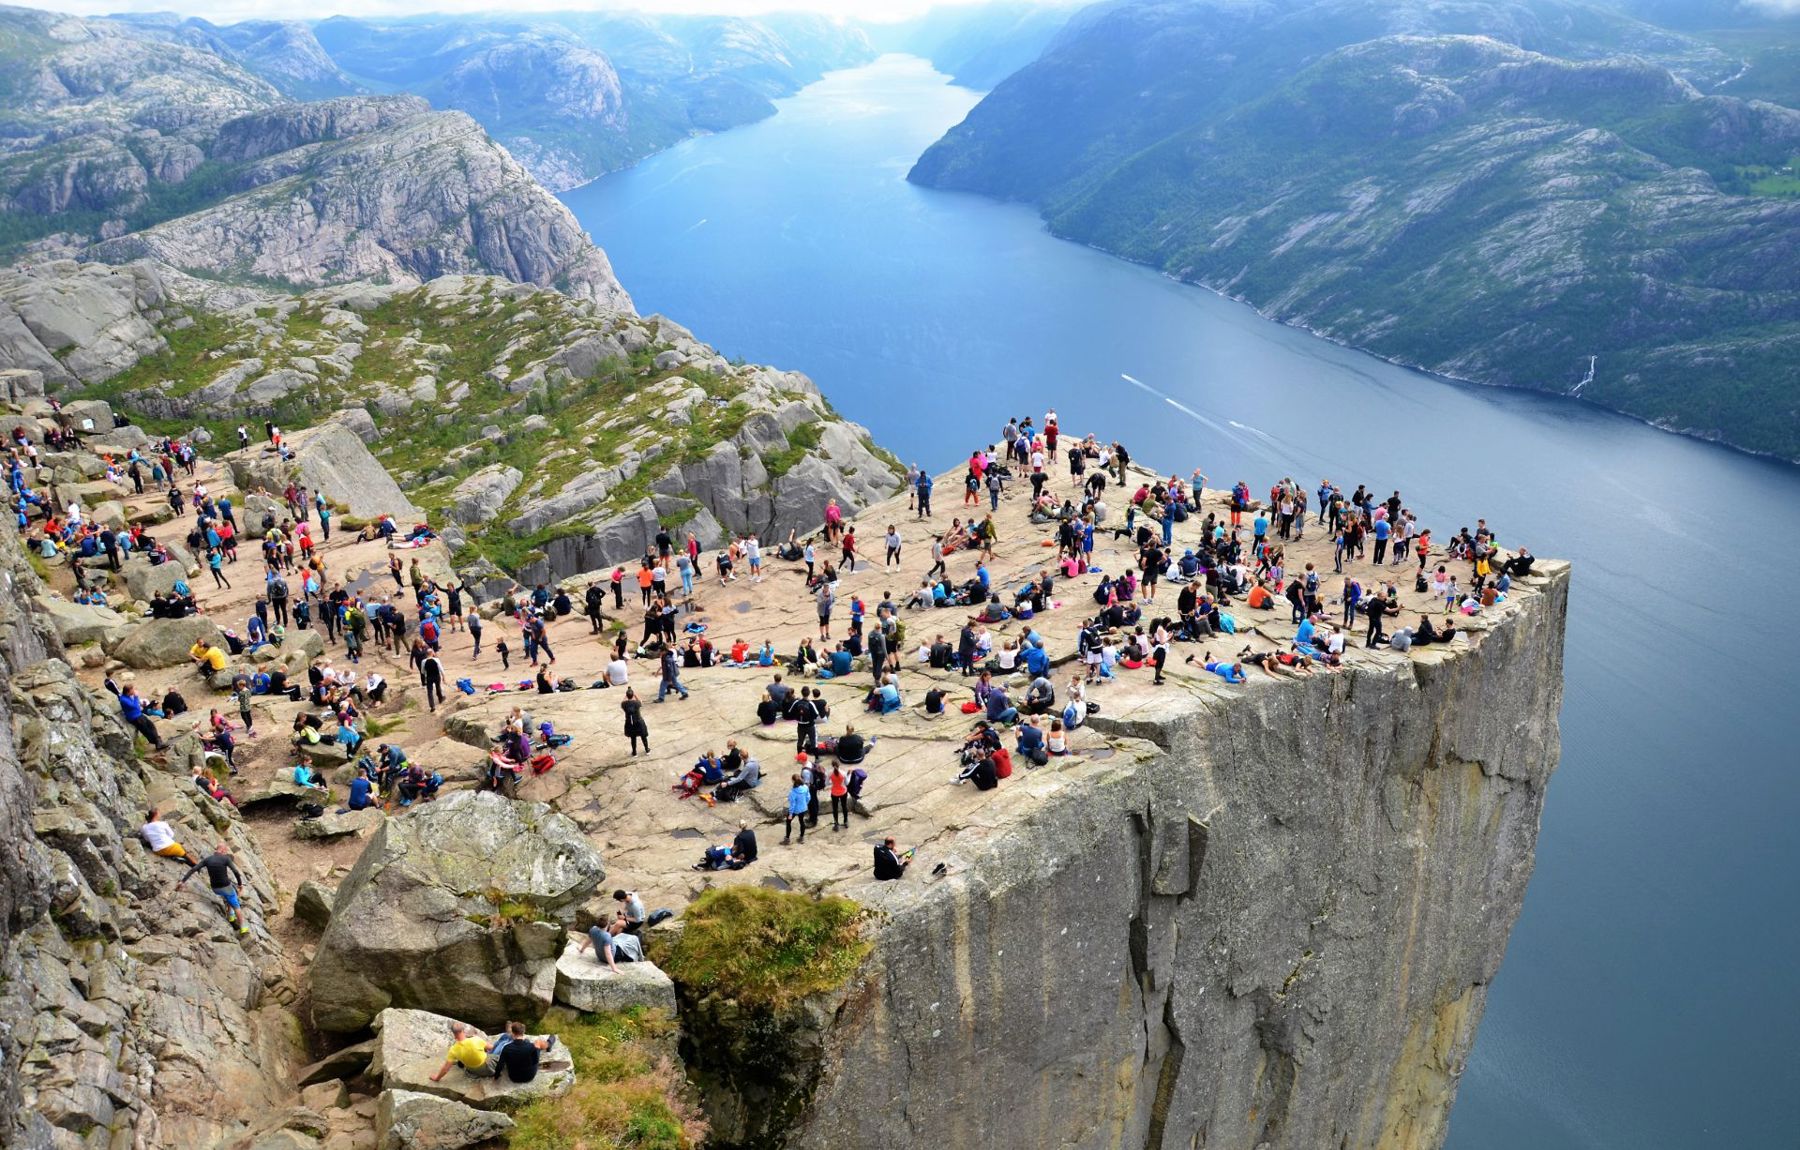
left=565, top=54, right=1800, bottom=1150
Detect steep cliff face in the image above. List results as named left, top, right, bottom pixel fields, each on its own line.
left=0, top=517, right=303, bottom=1150
left=773, top=565, right=1568, bottom=1150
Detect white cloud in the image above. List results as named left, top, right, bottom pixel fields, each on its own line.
left=1742, top=0, right=1800, bottom=12
left=34, top=0, right=1000, bottom=23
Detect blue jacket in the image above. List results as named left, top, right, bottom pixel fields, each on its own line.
left=787, top=784, right=810, bottom=816
left=119, top=693, right=145, bottom=722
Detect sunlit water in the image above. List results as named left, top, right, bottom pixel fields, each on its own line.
left=564, top=54, right=1800, bottom=1149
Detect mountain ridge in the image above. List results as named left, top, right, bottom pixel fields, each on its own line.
left=910, top=0, right=1800, bottom=460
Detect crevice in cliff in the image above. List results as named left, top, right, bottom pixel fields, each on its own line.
left=1144, top=996, right=1187, bottom=1150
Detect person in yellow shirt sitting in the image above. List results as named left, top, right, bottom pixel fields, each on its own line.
left=190, top=641, right=228, bottom=675
left=428, top=1022, right=487, bottom=1081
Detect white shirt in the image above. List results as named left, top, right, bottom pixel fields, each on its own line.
left=606, top=659, right=630, bottom=686
left=141, top=820, right=176, bottom=852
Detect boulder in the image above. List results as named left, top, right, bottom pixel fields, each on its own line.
left=295, top=880, right=336, bottom=931
left=32, top=595, right=128, bottom=647
left=329, top=407, right=381, bottom=444
left=228, top=418, right=421, bottom=521
left=239, top=775, right=331, bottom=810
left=0, top=368, right=44, bottom=400
left=60, top=399, right=115, bottom=434
left=447, top=465, right=522, bottom=526
left=370, top=1009, right=574, bottom=1112
left=105, top=617, right=225, bottom=669
left=308, top=791, right=606, bottom=1032
left=553, top=940, right=677, bottom=1015
left=120, top=556, right=191, bottom=601
left=88, top=500, right=127, bottom=531
left=296, top=1039, right=376, bottom=1087
left=243, top=492, right=286, bottom=538
left=377, top=1089, right=515, bottom=1150
left=294, top=807, right=384, bottom=841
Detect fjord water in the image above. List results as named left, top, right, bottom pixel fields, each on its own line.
left=564, top=54, right=1800, bottom=1149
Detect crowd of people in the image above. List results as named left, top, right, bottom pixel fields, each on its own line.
left=25, top=393, right=1534, bottom=937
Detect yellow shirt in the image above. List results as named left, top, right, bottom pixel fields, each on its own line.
left=447, top=1037, right=487, bottom=1070
left=202, top=647, right=227, bottom=671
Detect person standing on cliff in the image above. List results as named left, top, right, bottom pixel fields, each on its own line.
left=622, top=687, right=649, bottom=755
left=784, top=772, right=809, bottom=845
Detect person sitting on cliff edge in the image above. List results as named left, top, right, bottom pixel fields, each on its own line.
left=874, top=837, right=912, bottom=880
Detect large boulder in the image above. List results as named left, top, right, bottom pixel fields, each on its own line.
left=59, top=398, right=115, bottom=434
left=120, top=556, right=191, bottom=601
left=447, top=465, right=522, bottom=526
left=227, top=417, right=421, bottom=521
left=243, top=491, right=286, bottom=538
left=293, top=807, right=384, bottom=841
left=308, top=791, right=606, bottom=1032
left=105, top=617, right=225, bottom=670
left=377, top=1089, right=515, bottom=1150
left=369, top=1009, right=574, bottom=1111
left=33, top=595, right=129, bottom=647
left=295, top=880, right=336, bottom=931
left=553, top=940, right=677, bottom=1015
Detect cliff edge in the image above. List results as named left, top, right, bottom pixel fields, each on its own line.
left=789, top=561, right=1566, bottom=1150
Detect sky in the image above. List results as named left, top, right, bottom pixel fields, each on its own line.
left=40, top=0, right=1002, bottom=22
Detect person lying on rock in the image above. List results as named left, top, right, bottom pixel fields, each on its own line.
left=578, top=916, right=644, bottom=972
left=428, top=1022, right=489, bottom=1082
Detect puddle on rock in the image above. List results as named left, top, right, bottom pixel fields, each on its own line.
left=1086, top=747, right=1116, bottom=760
left=760, top=875, right=793, bottom=891
left=733, top=601, right=753, bottom=614
left=670, top=828, right=706, bottom=840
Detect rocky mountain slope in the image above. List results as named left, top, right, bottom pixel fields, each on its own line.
left=910, top=0, right=1800, bottom=460
left=0, top=509, right=304, bottom=1150
left=312, top=12, right=875, bottom=191
left=14, top=258, right=898, bottom=586
left=109, top=12, right=360, bottom=100
left=0, top=9, right=630, bottom=309
left=90, top=98, right=632, bottom=310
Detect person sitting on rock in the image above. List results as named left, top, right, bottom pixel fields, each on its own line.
left=731, top=821, right=758, bottom=867
left=714, top=755, right=762, bottom=802
left=190, top=639, right=228, bottom=678
left=484, top=1021, right=557, bottom=1084
left=339, top=766, right=374, bottom=814
left=578, top=915, right=644, bottom=972
left=835, top=724, right=868, bottom=765
left=873, top=837, right=912, bottom=881
left=428, top=1022, right=489, bottom=1082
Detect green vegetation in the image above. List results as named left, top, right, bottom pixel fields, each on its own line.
left=1739, top=158, right=1800, bottom=198
left=656, top=887, right=871, bottom=1010
left=761, top=419, right=823, bottom=479
left=505, top=1007, right=705, bottom=1150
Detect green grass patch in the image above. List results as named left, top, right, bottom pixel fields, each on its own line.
left=761, top=419, right=824, bottom=480
left=504, top=1007, right=704, bottom=1150
left=656, top=887, right=870, bottom=1011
